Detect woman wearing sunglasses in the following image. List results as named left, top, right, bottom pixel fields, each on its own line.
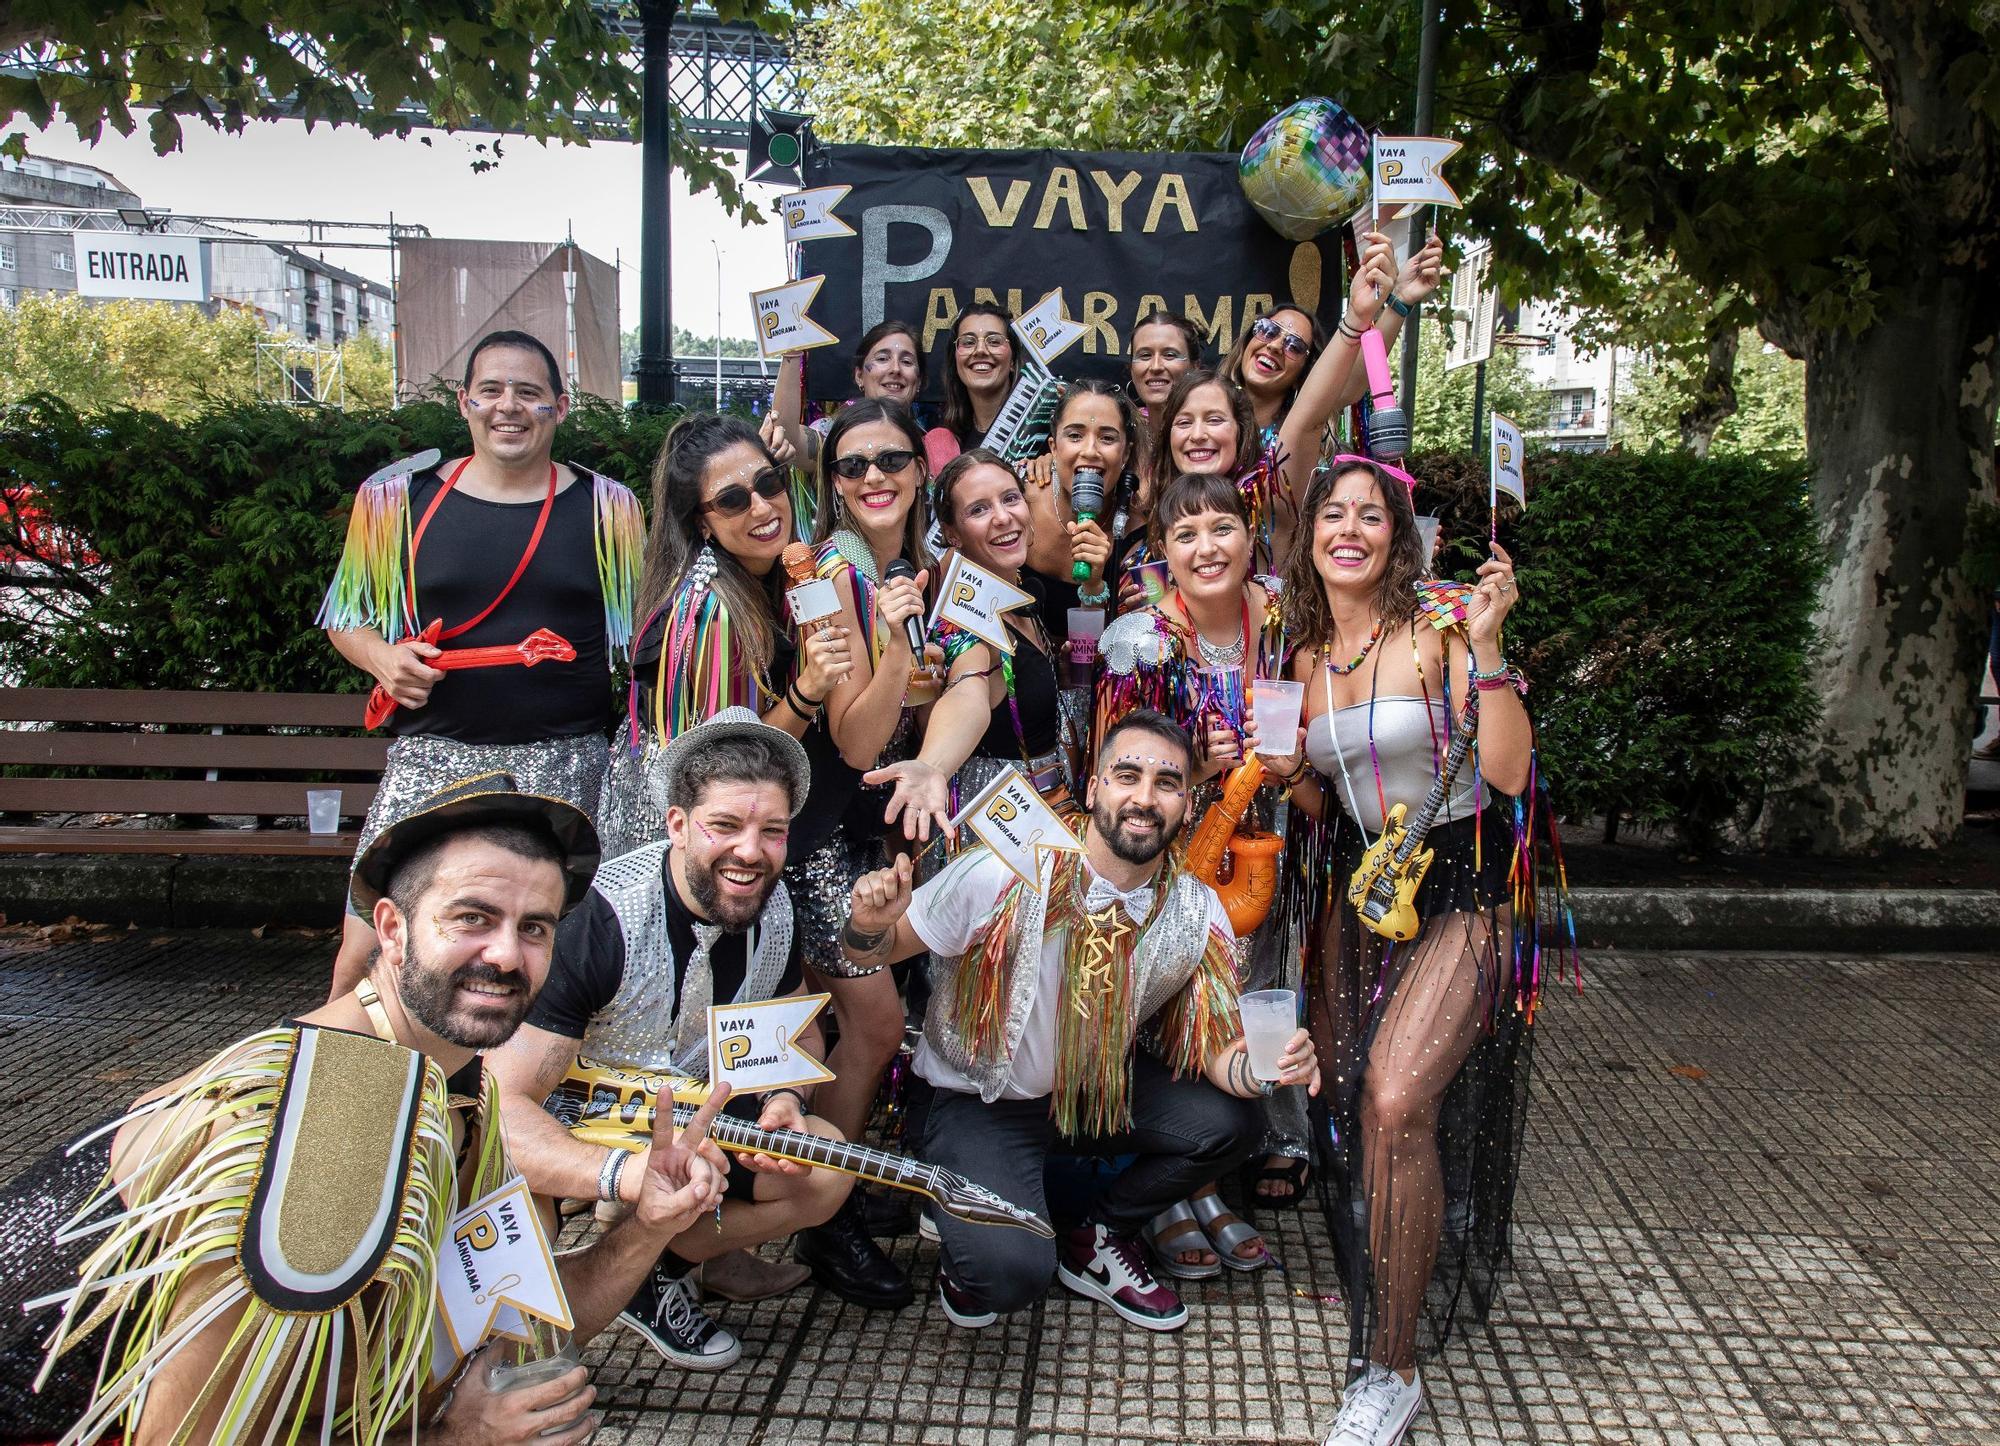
left=1224, top=233, right=1448, bottom=440
left=770, top=319, right=929, bottom=475
left=1094, top=470, right=1292, bottom=1277
left=789, top=399, right=940, bottom=1255
left=923, top=305, right=1019, bottom=474
left=598, top=413, right=855, bottom=858
left=863, top=448, right=1078, bottom=845
left=1128, top=308, right=1204, bottom=413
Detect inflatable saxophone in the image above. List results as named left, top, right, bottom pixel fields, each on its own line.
left=1184, top=759, right=1284, bottom=936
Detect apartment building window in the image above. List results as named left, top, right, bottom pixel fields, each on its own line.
left=0, top=287, right=17, bottom=307
left=51, top=251, right=73, bottom=272
left=0, top=245, right=14, bottom=270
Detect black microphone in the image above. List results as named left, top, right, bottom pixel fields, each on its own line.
left=883, top=558, right=926, bottom=657
left=1069, top=467, right=1105, bottom=581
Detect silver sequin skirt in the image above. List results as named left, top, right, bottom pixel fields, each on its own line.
left=785, top=829, right=884, bottom=979
left=597, top=737, right=668, bottom=861
left=346, top=733, right=609, bottom=916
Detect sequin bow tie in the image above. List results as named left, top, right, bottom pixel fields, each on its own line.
left=1082, top=878, right=1155, bottom=923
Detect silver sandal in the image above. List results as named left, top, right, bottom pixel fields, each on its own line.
left=1190, top=1189, right=1272, bottom=1272
left=1143, top=1199, right=1222, bottom=1280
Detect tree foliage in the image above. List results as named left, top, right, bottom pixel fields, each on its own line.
left=0, top=393, right=680, bottom=693
left=0, top=293, right=395, bottom=418
left=1409, top=327, right=1541, bottom=454
left=797, top=0, right=1226, bottom=149
left=0, top=1, right=796, bottom=211
left=1620, top=333, right=1806, bottom=462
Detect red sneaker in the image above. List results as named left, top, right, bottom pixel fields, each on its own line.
left=1056, top=1222, right=1189, bottom=1332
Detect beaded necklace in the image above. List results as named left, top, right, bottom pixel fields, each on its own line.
left=1325, top=612, right=1387, bottom=675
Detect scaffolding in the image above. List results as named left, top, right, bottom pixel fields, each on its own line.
left=255, top=337, right=346, bottom=408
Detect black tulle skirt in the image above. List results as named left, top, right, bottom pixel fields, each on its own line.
left=1309, top=802, right=1535, bottom=1374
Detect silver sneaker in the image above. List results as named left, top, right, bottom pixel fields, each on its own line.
left=1321, top=1364, right=1422, bottom=1446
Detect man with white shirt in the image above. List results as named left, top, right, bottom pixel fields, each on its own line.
left=840, top=708, right=1320, bottom=1331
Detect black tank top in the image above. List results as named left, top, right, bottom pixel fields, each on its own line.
left=976, top=624, right=1060, bottom=760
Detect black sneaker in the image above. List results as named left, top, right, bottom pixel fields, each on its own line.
left=618, top=1263, right=742, bottom=1370
left=794, top=1192, right=914, bottom=1309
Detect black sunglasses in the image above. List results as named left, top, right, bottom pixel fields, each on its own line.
left=830, top=448, right=918, bottom=481
left=701, top=468, right=787, bottom=517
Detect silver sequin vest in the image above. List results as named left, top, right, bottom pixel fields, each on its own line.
left=578, top=842, right=795, bottom=1077
left=923, top=848, right=1222, bottom=1103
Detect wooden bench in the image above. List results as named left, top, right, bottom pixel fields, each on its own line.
left=0, top=688, right=384, bottom=857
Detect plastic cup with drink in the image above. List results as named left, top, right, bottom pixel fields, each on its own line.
left=1239, top=988, right=1298, bottom=1083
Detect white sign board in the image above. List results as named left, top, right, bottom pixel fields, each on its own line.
left=927, top=553, right=1035, bottom=655
left=73, top=233, right=208, bottom=302
left=708, top=993, right=835, bottom=1094
left=952, top=765, right=1084, bottom=888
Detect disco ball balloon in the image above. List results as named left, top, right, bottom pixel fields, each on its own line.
left=1239, top=98, right=1372, bottom=241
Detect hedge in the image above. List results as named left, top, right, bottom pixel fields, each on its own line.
left=0, top=397, right=1823, bottom=849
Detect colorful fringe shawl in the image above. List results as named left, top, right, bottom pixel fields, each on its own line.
left=633, top=546, right=775, bottom=746
left=317, top=464, right=644, bottom=661
left=950, top=847, right=1243, bottom=1137
left=30, top=1027, right=512, bottom=1446
left=1238, top=435, right=1292, bottom=578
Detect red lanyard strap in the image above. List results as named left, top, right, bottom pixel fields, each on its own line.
left=407, top=458, right=558, bottom=642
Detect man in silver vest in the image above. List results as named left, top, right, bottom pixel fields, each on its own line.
left=840, top=708, right=1321, bottom=1332
left=489, top=709, right=860, bottom=1374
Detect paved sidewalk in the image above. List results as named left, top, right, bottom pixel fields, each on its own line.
left=1, top=929, right=1995, bottom=1444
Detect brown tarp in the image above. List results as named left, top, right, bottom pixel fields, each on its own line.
left=394, top=238, right=621, bottom=401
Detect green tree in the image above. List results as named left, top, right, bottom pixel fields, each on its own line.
left=0, top=2, right=792, bottom=209
left=798, top=0, right=1225, bottom=148
left=1621, top=333, right=1807, bottom=463
left=1112, top=0, right=1999, bottom=853
left=1411, top=329, right=1542, bottom=454
left=0, top=293, right=259, bottom=418
left=339, top=331, right=394, bottom=410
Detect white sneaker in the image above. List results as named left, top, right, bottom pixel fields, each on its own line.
left=1321, top=1364, right=1422, bottom=1446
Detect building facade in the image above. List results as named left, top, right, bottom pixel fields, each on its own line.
left=0, top=154, right=140, bottom=308
left=207, top=243, right=393, bottom=345
left=1511, top=297, right=1636, bottom=454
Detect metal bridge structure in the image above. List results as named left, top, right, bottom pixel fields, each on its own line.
left=0, top=2, right=804, bottom=403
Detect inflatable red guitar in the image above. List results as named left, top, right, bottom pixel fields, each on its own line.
left=363, top=620, right=577, bottom=729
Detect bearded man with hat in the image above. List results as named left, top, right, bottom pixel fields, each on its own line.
left=489, top=707, right=903, bottom=1379
left=0, top=774, right=732, bottom=1445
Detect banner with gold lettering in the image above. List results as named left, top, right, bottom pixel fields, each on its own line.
left=798, top=145, right=1348, bottom=403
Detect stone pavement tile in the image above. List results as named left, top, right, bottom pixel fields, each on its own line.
left=1764, top=1150, right=1997, bottom=1245
left=1720, top=1331, right=1986, bottom=1444
left=1477, top=1320, right=1783, bottom=1445
left=1498, top=1223, right=1706, bottom=1334
left=1875, top=1094, right=2000, bottom=1165
left=1593, top=1147, right=1840, bottom=1238
left=1676, top=1232, right=1937, bottom=1346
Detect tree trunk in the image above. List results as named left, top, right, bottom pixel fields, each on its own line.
left=1756, top=263, right=2000, bottom=853
left=1676, top=322, right=1738, bottom=459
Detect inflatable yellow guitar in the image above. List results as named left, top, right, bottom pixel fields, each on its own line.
left=546, top=1057, right=1053, bottom=1236
left=1346, top=700, right=1480, bottom=941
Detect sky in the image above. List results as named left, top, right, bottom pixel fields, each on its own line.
left=29, top=118, right=788, bottom=341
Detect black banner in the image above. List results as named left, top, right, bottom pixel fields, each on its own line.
left=798, top=144, right=1347, bottom=404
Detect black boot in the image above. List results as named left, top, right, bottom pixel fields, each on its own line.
left=794, top=1192, right=913, bottom=1309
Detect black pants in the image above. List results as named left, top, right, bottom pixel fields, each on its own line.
left=921, top=1053, right=1257, bottom=1314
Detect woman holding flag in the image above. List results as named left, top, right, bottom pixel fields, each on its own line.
left=1262, top=454, right=1557, bottom=1446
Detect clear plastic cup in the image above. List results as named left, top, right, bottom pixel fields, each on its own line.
left=1240, top=988, right=1297, bottom=1082
left=487, top=1337, right=598, bottom=1438
left=1248, top=679, right=1305, bottom=759
left=1132, top=559, right=1172, bottom=606
left=306, top=789, right=342, bottom=835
